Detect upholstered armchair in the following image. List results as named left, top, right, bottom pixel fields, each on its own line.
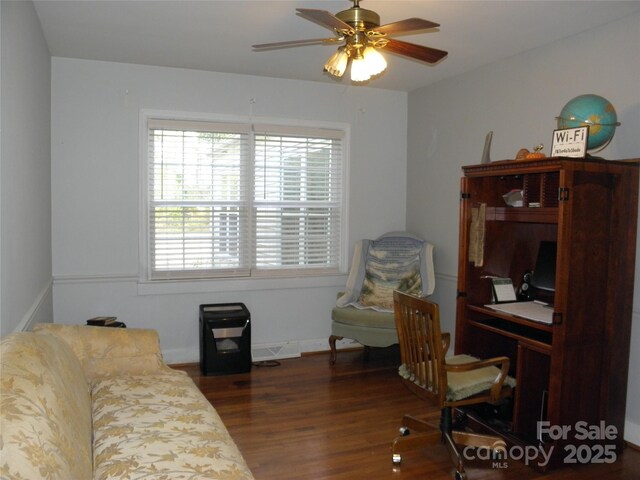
left=329, top=232, right=435, bottom=364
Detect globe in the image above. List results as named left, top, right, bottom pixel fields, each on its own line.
left=556, top=94, right=620, bottom=152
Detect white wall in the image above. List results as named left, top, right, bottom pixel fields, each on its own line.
left=51, top=58, right=408, bottom=362
left=406, top=14, right=640, bottom=443
left=0, top=0, right=53, bottom=335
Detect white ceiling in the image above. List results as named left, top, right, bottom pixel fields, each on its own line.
left=33, top=0, right=640, bottom=92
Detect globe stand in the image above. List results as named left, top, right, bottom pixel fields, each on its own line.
left=585, top=136, right=615, bottom=161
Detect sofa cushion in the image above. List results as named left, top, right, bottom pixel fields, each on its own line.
left=34, top=323, right=175, bottom=382
left=92, top=373, right=254, bottom=480
left=0, top=332, right=93, bottom=479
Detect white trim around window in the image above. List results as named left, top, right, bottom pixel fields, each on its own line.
left=139, top=110, right=350, bottom=284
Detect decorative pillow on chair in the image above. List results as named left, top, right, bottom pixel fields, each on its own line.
left=337, top=232, right=435, bottom=312
left=358, top=235, right=424, bottom=310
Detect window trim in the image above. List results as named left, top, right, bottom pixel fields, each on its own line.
left=139, top=109, right=350, bottom=284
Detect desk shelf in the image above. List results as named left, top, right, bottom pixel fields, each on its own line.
left=466, top=305, right=552, bottom=350
left=486, top=207, right=558, bottom=224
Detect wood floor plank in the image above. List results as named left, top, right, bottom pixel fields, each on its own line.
left=174, top=349, right=640, bottom=479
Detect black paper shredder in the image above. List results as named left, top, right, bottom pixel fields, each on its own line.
left=199, top=303, right=251, bottom=375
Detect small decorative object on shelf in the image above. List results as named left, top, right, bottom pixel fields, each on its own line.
left=515, top=148, right=529, bottom=161
left=481, top=131, right=493, bottom=164
left=502, top=189, right=523, bottom=207
left=526, top=144, right=545, bottom=160
left=87, top=316, right=126, bottom=328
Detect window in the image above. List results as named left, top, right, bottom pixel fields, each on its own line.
left=145, top=117, right=345, bottom=280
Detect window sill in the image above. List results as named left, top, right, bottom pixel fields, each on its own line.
left=136, top=273, right=348, bottom=296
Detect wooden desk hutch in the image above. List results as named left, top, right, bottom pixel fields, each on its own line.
left=455, top=157, right=639, bottom=470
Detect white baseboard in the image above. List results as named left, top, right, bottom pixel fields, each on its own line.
left=252, top=337, right=362, bottom=361
left=252, top=342, right=301, bottom=361
left=164, top=337, right=361, bottom=365
left=625, top=419, right=640, bottom=447
left=299, top=337, right=361, bottom=354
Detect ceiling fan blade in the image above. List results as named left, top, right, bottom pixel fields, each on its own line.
left=296, top=8, right=353, bottom=34
left=371, top=18, right=439, bottom=36
left=383, top=38, right=448, bottom=64
left=253, top=37, right=342, bottom=50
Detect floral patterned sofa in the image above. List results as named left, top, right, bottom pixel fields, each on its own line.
left=0, top=324, right=254, bottom=480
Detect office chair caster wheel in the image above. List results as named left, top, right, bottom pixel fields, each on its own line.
left=454, top=470, right=467, bottom=480
left=392, top=453, right=402, bottom=466
left=399, top=426, right=410, bottom=436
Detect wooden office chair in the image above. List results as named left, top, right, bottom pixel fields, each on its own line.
left=391, top=291, right=515, bottom=480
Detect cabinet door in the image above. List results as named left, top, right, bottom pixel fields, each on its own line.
left=513, top=341, right=551, bottom=441
left=548, top=168, right=617, bottom=436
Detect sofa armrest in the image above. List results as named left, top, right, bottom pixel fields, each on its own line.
left=33, top=324, right=182, bottom=382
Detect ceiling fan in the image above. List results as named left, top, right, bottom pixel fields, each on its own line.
left=252, top=0, right=448, bottom=83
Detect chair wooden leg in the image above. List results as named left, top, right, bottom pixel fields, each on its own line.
left=392, top=429, right=442, bottom=455
left=328, top=335, right=342, bottom=365
left=400, top=413, right=440, bottom=433
left=394, top=407, right=468, bottom=476
left=452, top=430, right=507, bottom=452
left=392, top=411, right=444, bottom=466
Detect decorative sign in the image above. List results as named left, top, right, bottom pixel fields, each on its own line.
left=551, top=126, right=589, bottom=158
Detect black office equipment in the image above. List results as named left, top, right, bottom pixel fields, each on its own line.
left=516, top=270, right=534, bottom=301
left=199, top=303, right=251, bottom=375
left=531, top=241, right=557, bottom=292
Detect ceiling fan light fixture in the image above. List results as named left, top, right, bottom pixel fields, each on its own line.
left=256, top=1, right=448, bottom=85
left=324, top=47, right=349, bottom=77
left=350, top=56, right=371, bottom=82
left=362, top=46, right=387, bottom=76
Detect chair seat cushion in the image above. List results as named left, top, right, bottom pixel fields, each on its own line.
left=445, top=354, right=516, bottom=402
left=331, top=306, right=395, bottom=329
left=398, top=354, right=516, bottom=402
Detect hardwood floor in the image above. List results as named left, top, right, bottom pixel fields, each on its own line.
left=174, top=348, right=640, bottom=479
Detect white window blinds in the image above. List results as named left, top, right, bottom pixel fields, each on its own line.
left=146, top=118, right=344, bottom=280
left=253, top=125, right=343, bottom=274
